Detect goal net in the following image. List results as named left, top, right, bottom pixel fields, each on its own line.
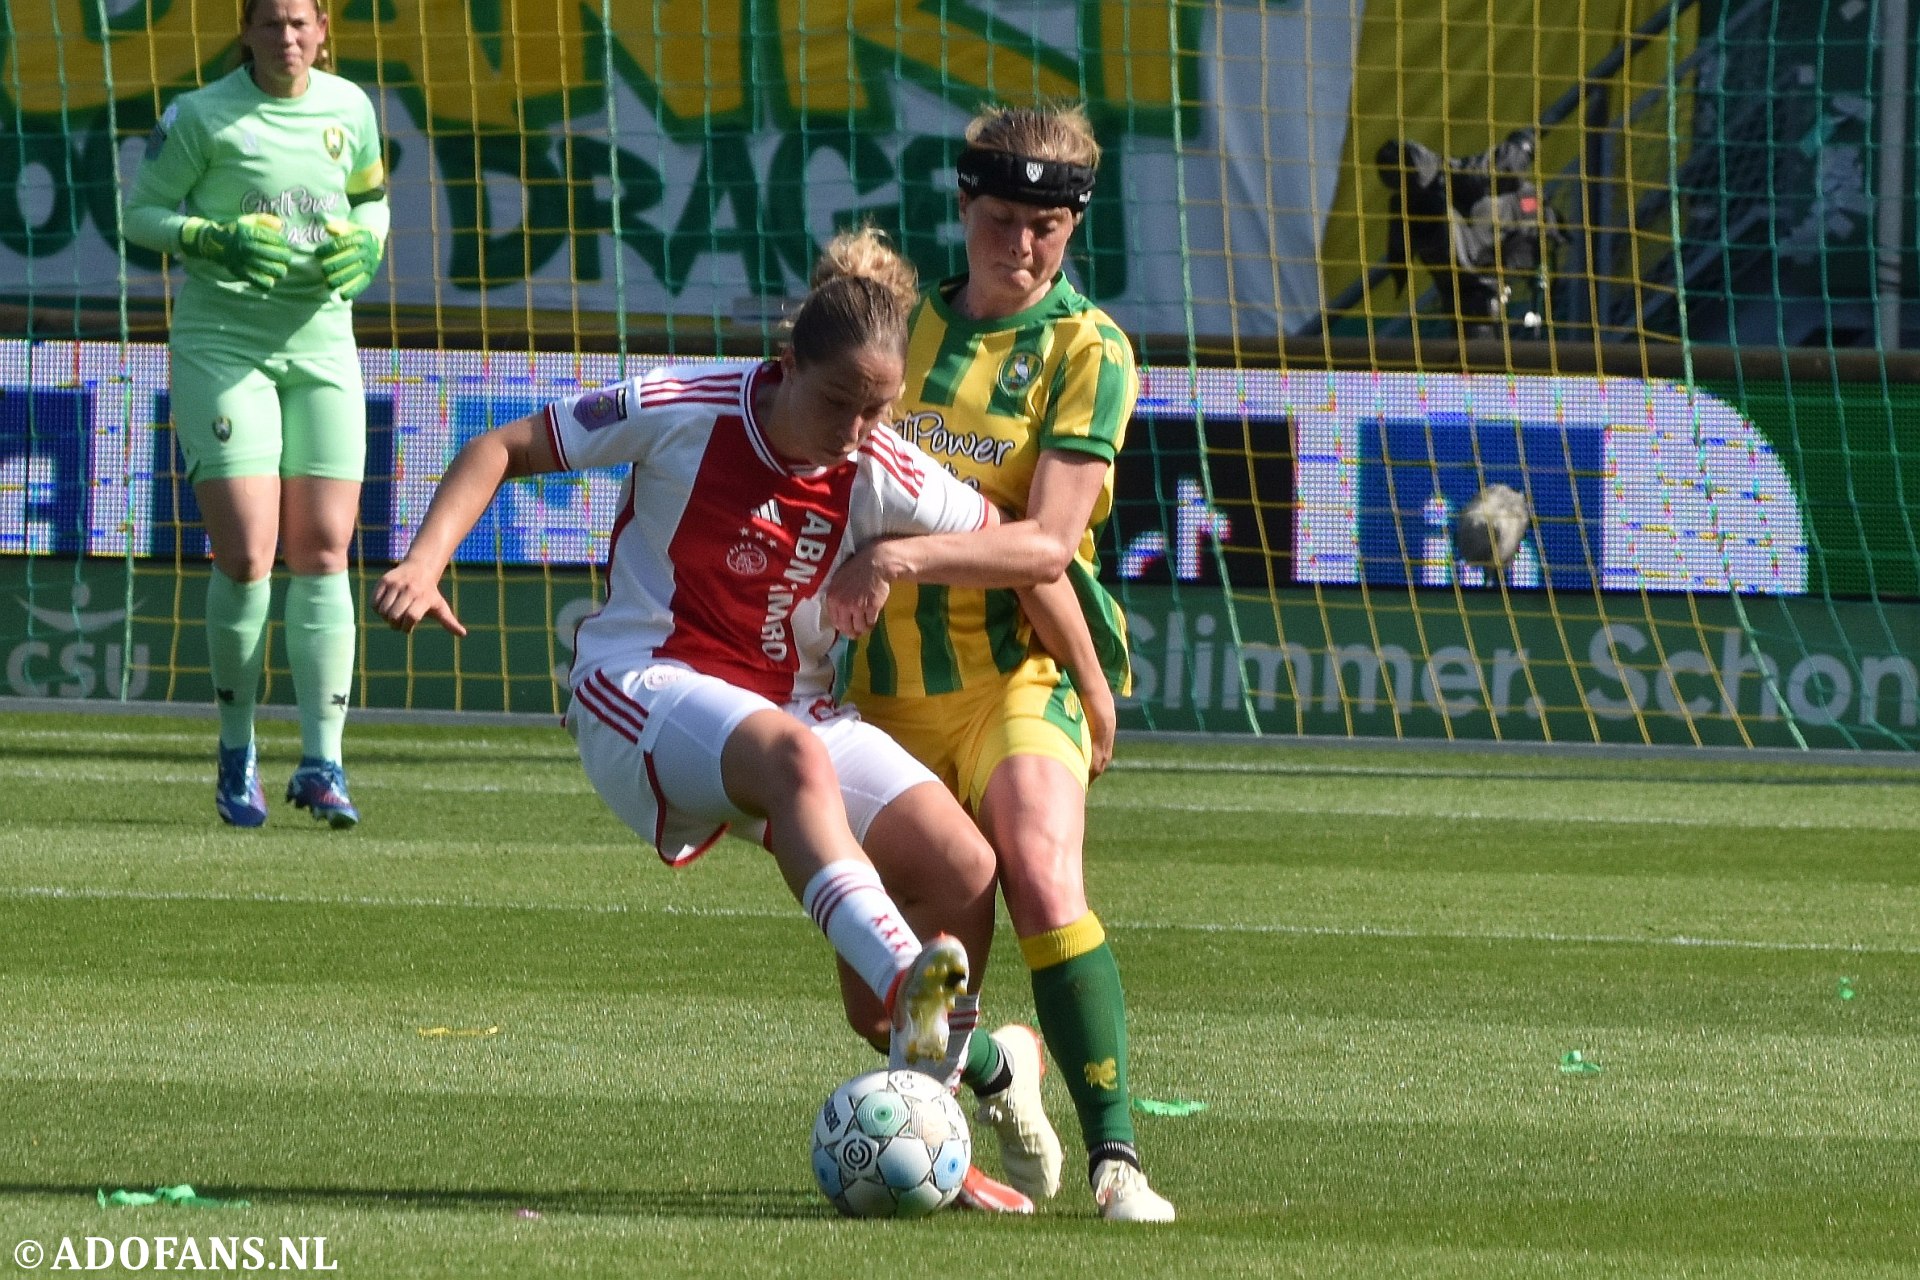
left=2, top=0, right=1914, bottom=750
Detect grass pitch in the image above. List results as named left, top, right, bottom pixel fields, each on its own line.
left=2, top=709, right=1917, bottom=1277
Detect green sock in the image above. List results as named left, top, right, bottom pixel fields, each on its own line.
left=206, top=569, right=270, bottom=749
left=284, top=572, right=355, bottom=762
left=960, top=1020, right=1008, bottom=1094
left=1024, top=915, right=1136, bottom=1150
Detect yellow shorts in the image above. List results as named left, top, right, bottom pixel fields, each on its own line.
left=851, top=654, right=1090, bottom=812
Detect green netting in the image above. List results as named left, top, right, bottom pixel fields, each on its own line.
left=0, top=0, right=1913, bottom=750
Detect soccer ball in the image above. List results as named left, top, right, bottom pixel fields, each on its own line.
left=1455, top=483, right=1531, bottom=570
left=810, top=1070, right=971, bottom=1219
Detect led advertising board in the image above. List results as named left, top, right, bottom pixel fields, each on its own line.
left=2, top=343, right=1806, bottom=597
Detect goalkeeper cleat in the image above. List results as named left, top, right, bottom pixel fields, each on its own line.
left=953, top=1164, right=1034, bottom=1214
left=885, top=933, right=969, bottom=1073
left=215, top=741, right=269, bottom=828
left=974, top=1025, right=1064, bottom=1200
left=287, top=757, right=359, bottom=829
left=1092, top=1159, right=1177, bottom=1223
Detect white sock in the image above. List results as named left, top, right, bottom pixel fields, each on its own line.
left=935, top=993, right=980, bottom=1089
left=801, top=861, right=922, bottom=1001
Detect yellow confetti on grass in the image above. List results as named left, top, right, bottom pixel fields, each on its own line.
left=416, top=1025, right=501, bottom=1038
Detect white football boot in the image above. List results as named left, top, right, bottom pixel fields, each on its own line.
left=973, top=1025, right=1065, bottom=1200
left=886, top=934, right=969, bottom=1072
left=1092, top=1159, right=1177, bottom=1223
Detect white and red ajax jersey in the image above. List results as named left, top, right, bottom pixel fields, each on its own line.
left=546, top=359, right=989, bottom=703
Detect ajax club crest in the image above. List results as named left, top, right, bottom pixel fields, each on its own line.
left=725, top=542, right=770, bottom=576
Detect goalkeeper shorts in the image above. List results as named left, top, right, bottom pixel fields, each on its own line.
left=170, top=335, right=366, bottom=484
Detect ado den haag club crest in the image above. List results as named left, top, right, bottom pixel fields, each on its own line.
left=997, top=351, right=1040, bottom=397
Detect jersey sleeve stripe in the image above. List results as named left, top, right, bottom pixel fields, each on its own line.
left=639, top=389, right=740, bottom=409
left=864, top=428, right=917, bottom=469
left=638, top=371, right=745, bottom=407
left=859, top=434, right=924, bottom=496
left=544, top=404, right=571, bottom=470
left=650, top=370, right=743, bottom=392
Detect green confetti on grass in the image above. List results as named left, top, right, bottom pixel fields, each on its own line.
left=1132, top=1097, right=1208, bottom=1116
left=98, top=1184, right=250, bottom=1208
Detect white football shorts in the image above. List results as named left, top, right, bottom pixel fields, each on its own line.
left=566, top=662, right=940, bottom=866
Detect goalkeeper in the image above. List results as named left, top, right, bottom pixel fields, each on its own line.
left=123, top=0, right=388, bottom=831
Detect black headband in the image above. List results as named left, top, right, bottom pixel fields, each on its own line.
left=955, top=148, right=1095, bottom=211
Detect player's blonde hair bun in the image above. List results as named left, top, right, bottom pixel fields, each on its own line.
left=810, top=226, right=918, bottom=310
left=792, top=226, right=918, bottom=367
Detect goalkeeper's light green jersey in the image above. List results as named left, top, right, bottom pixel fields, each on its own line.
left=843, top=273, right=1138, bottom=700
left=126, top=67, right=382, bottom=314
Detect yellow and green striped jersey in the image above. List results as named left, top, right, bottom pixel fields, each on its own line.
left=843, top=273, right=1138, bottom=699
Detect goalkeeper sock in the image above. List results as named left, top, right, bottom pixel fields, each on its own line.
left=1024, top=913, right=1137, bottom=1151
left=205, top=569, right=270, bottom=750
left=284, top=571, right=355, bottom=763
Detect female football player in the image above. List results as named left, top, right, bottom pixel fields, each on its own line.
left=827, top=103, right=1175, bottom=1222
left=123, top=0, right=388, bottom=829
left=374, top=232, right=1081, bottom=1195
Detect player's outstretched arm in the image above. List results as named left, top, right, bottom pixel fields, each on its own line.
left=373, top=413, right=560, bottom=634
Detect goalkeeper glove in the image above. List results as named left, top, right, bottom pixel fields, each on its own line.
left=180, top=213, right=290, bottom=291
left=319, top=217, right=383, bottom=300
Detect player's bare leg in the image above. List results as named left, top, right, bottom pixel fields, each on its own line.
left=832, top=781, right=1044, bottom=1210
left=722, top=711, right=963, bottom=1063
left=835, top=780, right=997, bottom=1050
left=983, top=753, right=1174, bottom=1222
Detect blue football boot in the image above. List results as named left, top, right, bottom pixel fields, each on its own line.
left=286, top=757, right=360, bottom=829
left=215, top=741, right=269, bottom=828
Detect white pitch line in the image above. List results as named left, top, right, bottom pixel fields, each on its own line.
left=0, top=726, right=577, bottom=756
left=2, top=884, right=1914, bottom=956
left=3, top=884, right=636, bottom=915
left=2, top=765, right=593, bottom=796
left=1086, top=794, right=1920, bottom=831
left=1121, top=917, right=1920, bottom=955
left=1110, top=757, right=1918, bottom=783
left=7, top=763, right=1910, bottom=830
